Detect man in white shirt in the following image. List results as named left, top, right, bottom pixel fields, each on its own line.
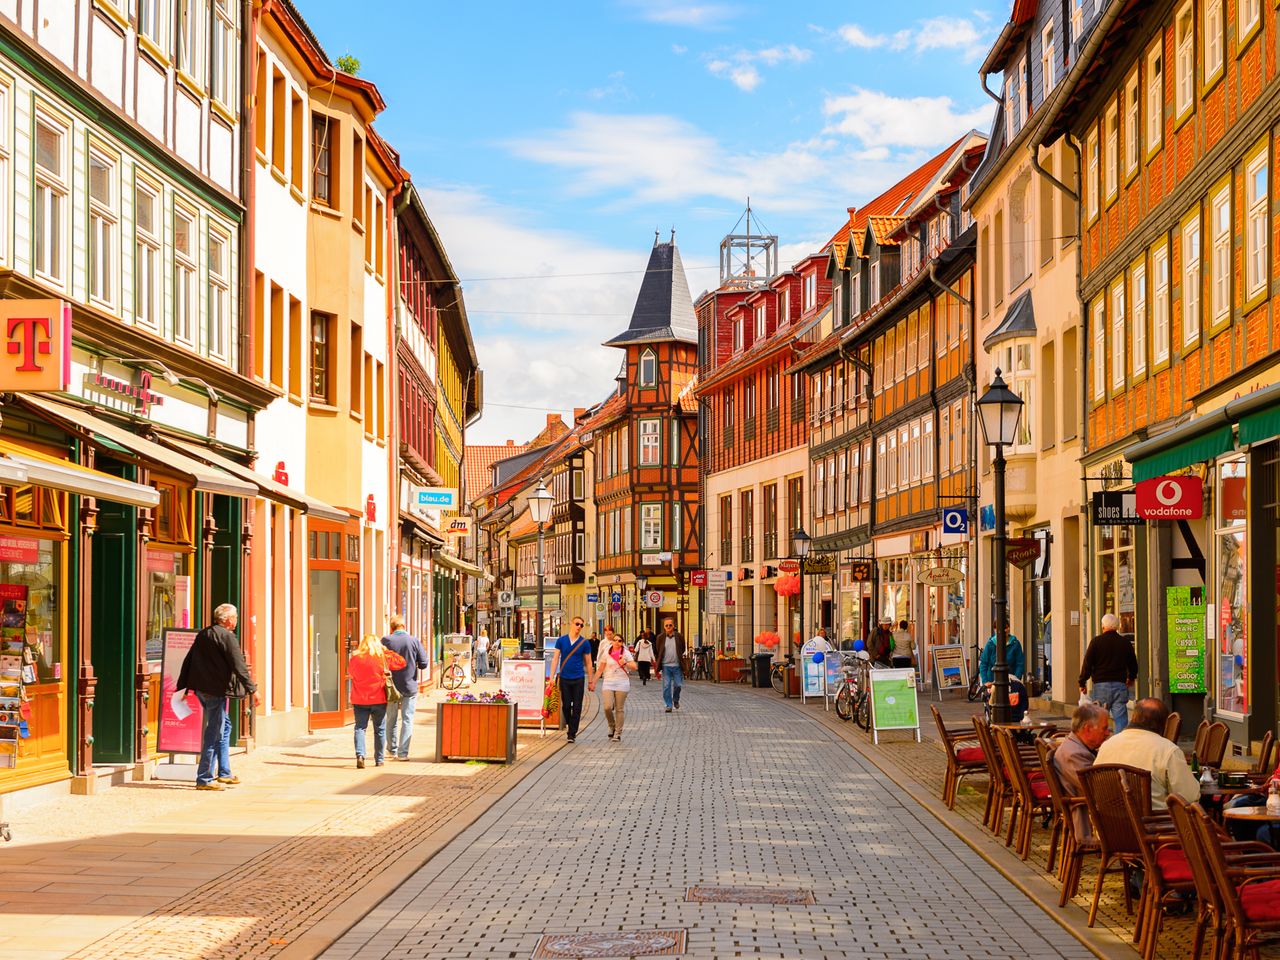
left=1094, top=697, right=1198, bottom=810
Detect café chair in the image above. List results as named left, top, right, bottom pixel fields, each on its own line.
left=1124, top=783, right=1195, bottom=959
left=1037, top=739, right=1096, bottom=903
left=931, top=705, right=986, bottom=810
left=1164, top=710, right=1182, bottom=744
left=1202, top=721, right=1230, bottom=770
left=1250, top=731, right=1275, bottom=780
left=1191, top=719, right=1211, bottom=761
left=1079, top=764, right=1152, bottom=927
left=973, top=717, right=1011, bottom=834
left=1190, top=800, right=1280, bottom=960
left=996, top=727, right=1052, bottom=860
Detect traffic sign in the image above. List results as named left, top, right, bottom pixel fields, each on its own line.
left=610, top=591, right=622, bottom=603
left=586, top=592, right=599, bottom=603
left=611, top=601, right=621, bottom=612
left=942, top=507, right=968, bottom=534
left=497, top=590, right=516, bottom=608
left=644, top=590, right=664, bottom=607
left=594, top=601, right=606, bottom=615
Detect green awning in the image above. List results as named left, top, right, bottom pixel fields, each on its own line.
left=1238, top=406, right=1280, bottom=447
left=1131, top=425, right=1234, bottom=482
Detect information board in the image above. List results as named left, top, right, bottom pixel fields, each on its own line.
left=800, top=637, right=831, bottom=702
left=868, top=667, right=921, bottom=744
left=501, top=658, right=547, bottom=724
left=932, top=644, right=969, bottom=698
left=1167, top=585, right=1206, bottom=694
left=157, top=628, right=203, bottom=755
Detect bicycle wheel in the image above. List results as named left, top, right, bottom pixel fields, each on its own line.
left=834, top=683, right=853, bottom=721
left=854, top=691, right=872, bottom=730
left=770, top=667, right=785, bottom=694
left=442, top=663, right=464, bottom=691
left=967, top=673, right=982, bottom=702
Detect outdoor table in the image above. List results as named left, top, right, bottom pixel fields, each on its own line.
left=1201, top=782, right=1265, bottom=798
left=1222, top=805, right=1280, bottom=822
left=992, top=721, right=1058, bottom=743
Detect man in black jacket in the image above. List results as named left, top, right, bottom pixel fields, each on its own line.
left=653, top=618, right=685, bottom=713
left=1079, top=612, right=1139, bottom=732
left=178, top=603, right=258, bottom=790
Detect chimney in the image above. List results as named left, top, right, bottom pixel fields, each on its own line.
left=506, top=439, right=514, bottom=446
left=573, top=407, right=587, bottom=424
left=546, top=413, right=560, bottom=427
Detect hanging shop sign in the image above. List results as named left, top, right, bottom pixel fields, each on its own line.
left=1136, top=476, right=1204, bottom=520
left=1166, top=586, right=1207, bottom=694
left=778, top=559, right=801, bottom=574
left=916, top=565, right=965, bottom=587
left=1091, top=491, right=1143, bottom=526
left=849, top=560, right=873, bottom=582
left=443, top=515, right=472, bottom=537
left=689, top=570, right=708, bottom=587
left=804, top=556, right=835, bottom=575
left=416, top=487, right=458, bottom=509
left=0, top=300, right=71, bottom=392
left=1005, top=538, right=1042, bottom=570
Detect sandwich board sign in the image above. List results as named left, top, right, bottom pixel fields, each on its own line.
left=868, top=667, right=921, bottom=744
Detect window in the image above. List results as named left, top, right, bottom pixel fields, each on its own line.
left=173, top=204, right=197, bottom=343
left=572, top=468, right=584, bottom=500
left=351, top=133, right=364, bottom=226
left=312, top=116, right=334, bottom=206
left=1131, top=260, right=1148, bottom=378
left=1092, top=298, right=1106, bottom=401
left=732, top=316, right=743, bottom=352
left=803, top=272, right=816, bottom=310
left=876, top=437, right=887, bottom=495
left=33, top=115, right=67, bottom=283
left=1041, top=23, right=1056, bottom=95
left=1086, top=129, right=1100, bottom=221
left=1152, top=243, right=1171, bottom=365
left=754, top=304, right=766, bottom=340
left=349, top=323, right=363, bottom=415
left=211, top=0, right=236, bottom=109
left=1110, top=281, right=1126, bottom=392
left=740, top=489, right=754, bottom=560
left=1009, top=176, right=1031, bottom=283
left=1095, top=509, right=1137, bottom=644
left=1183, top=211, right=1202, bottom=347
left=288, top=295, right=303, bottom=398
left=639, top=418, right=660, bottom=466
left=310, top=311, right=331, bottom=402
left=639, top=348, right=656, bottom=386
left=641, top=504, right=662, bottom=551
left=719, top=495, right=732, bottom=562
left=1210, top=184, right=1231, bottom=327
left=290, top=92, right=304, bottom=192
left=870, top=260, right=880, bottom=304
left=1204, top=0, right=1223, bottom=84
left=1104, top=103, right=1119, bottom=203
left=134, top=179, right=160, bottom=327
left=175, top=0, right=205, bottom=87
left=1146, top=44, right=1164, bottom=153
left=995, top=343, right=1035, bottom=451
left=1245, top=149, right=1268, bottom=302
left=137, top=0, right=169, bottom=56
left=1238, top=0, right=1261, bottom=44
left=910, top=420, right=921, bottom=482
left=1214, top=456, right=1248, bottom=716
left=898, top=426, right=909, bottom=487
left=1175, top=1, right=1194, bottom=120
left=1124, top=72, right=1140, bottom=178
left=208, top=228, right=230, bottom=359
left=1071, top=0, right=1084, bottom=44
left=88, top=150, right=117, bottom=308
left=574, top=532, right=584, bottom=563
left=1006, top=66, right=1019, bottom=135
left=270, top=67, right=285, bottom=171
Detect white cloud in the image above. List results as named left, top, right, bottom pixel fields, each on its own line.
left=708, top=59, right=761, bottom=91
left=822, top=88, right=992, bottom=149
left=671, top=43, right=688, bottom=54
left=703, top=43, right=811, bottom=91
left=587, top=71, right=633, bottom=101
left=832, top=16, right=989, bottom=58
left=836, top=24, right=884, bottom=48
left=624, top=1, right=740, bottom=29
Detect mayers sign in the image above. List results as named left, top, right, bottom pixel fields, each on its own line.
left=1135, top=476, right=1204, bottom=520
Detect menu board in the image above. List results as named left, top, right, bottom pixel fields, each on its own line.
left=501, top=658, right=546, bottom=723
left=869, top=667, right=921, bottom=743
left=1167, top=586, right=1207, bottom=694
left=157, top=629, right=204, bottom=754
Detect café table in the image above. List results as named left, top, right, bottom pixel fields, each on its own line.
left=1223, top=804, right=1280, bottom=823
left=992, top=720, right=1059, bottom=744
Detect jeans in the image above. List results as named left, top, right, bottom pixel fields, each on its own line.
left=386, top=693, right=418, bottom=758
left=559, top=676, right=585, bottom=738
left=602, top=688, right=628, bottom=736
left=475, top=653, right=488, bottom=677
left=195, top=692, right=230, bottom=786
left=354, top=703, right=387, bottom=763
left=1091, top=681, right=1131, bottom=732
left=661, top=664, right=683, bottom=709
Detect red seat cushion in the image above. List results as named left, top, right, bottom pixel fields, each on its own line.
left=1155, top=846, right=1192, bottom=884
left=1031, top=780, right=1051, bottom=801
left=1240, top=879, right=1280, bottom=922
left=956, top=746, right=985, bottom=764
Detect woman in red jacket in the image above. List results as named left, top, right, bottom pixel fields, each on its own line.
left=348, top=634, right=406, bottom=768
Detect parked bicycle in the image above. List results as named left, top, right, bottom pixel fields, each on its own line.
left=438, top=650, right=466, bottom=690
left=832, top=653, right=872, bottom=731
left=688, top=645, right=715, bottom=681
left=769, top=654, right=794, bottom=694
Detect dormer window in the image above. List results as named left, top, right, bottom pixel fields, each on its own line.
left=639, top=348, right=657, bottom=386
left=779, top=287, right=790, bottom=324
left=870, top=260, right=880, bottom=304
left=803, top=273, right=817, bottom=310
left=755, top=304, right=766, bottom=341
left=732, top=318, right=743, bottom=352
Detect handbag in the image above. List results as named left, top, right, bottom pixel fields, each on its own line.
left=384, top=669, right=402, bottom=705
left=541, top=637, right=586, bottom=719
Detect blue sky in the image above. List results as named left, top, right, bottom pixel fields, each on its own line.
left=298, top=0, right=1001, bottom=444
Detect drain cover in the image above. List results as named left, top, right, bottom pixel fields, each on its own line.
left=686, top=885, right=815, bottom=905
left=532, top=930, right=686, bottom=958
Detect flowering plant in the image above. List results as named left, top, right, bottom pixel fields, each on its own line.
left=444, top=690, right=511, bottom=704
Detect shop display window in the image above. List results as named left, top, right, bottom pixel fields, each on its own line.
left=879, top=557, right=912, bottom=624
left=145, top=548, right=192, bottom=664
left=1096, top=518, right=1136, bottom=638
left=0, top=537, right=60, bottom=684
left=1215, top=457, right=1248, bottom=716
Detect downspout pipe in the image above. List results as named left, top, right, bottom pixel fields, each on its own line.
left=239, top=0, right=259, bottom=737
left=386, top=176, right=404, bottom=625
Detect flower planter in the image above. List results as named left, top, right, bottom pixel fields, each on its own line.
left=716, top=658, right=746, bottom=683
left=435, top=701, right=517, bottom=763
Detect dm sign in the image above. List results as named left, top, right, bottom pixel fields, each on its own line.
left=0, top=300, right=70, bottom=391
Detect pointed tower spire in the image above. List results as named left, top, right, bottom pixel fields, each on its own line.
left=605, top=233, right=697, bottom=347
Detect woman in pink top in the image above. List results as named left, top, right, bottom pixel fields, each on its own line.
left=591, top=625, right=636, bottom=743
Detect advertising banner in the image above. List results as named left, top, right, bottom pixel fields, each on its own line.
left=868, top=667, right=921, bottom=744
left=501, top=658, right=546, bottom=723
left=157, top=628, right=203, bottom=754
left=1136, top=476, right=1204, bottom=520
left=1167, top=586, right=1207, bottom=694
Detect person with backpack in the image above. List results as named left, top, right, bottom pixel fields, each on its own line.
left=868, top=623, right=894, bottom=666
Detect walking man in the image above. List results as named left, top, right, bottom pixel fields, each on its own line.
left=654, top=617, right=685, bottom=713
left=382, top=615, right=429, bottom=760
left=475, top=628, right=490, bottom=678
left=1079, top=612, right=1138, bottom=732
left=548, top=615, right=594, bottom=743
left=177, top=603, right=258, bottom=791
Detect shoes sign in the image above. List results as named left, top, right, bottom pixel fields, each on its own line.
left=1135, top=476, right=1204, bottom=520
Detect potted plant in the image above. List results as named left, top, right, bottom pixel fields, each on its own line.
left=435, top=691, right=517, bottom=763
left=715, top=651, right=746, bottom=683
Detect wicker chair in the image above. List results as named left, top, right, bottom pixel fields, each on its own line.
left=1251, top=731, right=1276, bottom=779
left=996, top=727, right=1052, bottom=860
left=1123, top=776, right=1193, bottom=959
left=1191, top=801, right=1280, bottom=960
left=1037, top=739, right=1098, bottom=904
left=1163, top=710, right=1182, bottom=743
left=972, top=717, right=1010, bottom=834
left=1202, top=721, right=1230, bottom=769
left=1079, top=764, right=1151, bottom=927
left=1191, top=719, right=1211, bottom=759
left=931, top=705, right=986, bottom=809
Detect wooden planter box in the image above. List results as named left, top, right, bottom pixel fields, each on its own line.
left=716, top=658, right=746, bottom=683
left=435, top=701, right=517, bottom=764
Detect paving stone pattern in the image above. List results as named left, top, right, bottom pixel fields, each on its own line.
left=325, top=683, right=1096, bottom=960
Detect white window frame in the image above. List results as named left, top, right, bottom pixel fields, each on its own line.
left=1092, top=298, right=1106, bottom=400
left=803, top=272, right=816, bottom=310
left=1146, top=44, right=1164, bottom=154
left=134, top=176, right=161, bottom=328
left=137, top=0, right=170, bottom=58
left=1124, top=71, right=1140, bottom=178
left=175, top=0, right=207, bottom=89
left=1153, top=242, right=1171, bottom=365
left=32, top=110, right=69, bottom=286
left=1245, top=149, right=1268, bottom=301
left=876, top=437, right=887, bottom=496
left=732, top=317, right=743, bottom=353
left=1238, top=0, right=1261, bottom=43
left=939, top=408, right=951, bottom=473
left=207, top=225, right=230, bottom=360
left=780, top=286, right=790, bottom=324
left=754, top=303, right=766, bottom=341
left=1041, top=23, right=1056, bottom=96
left=1131, top=260, right=1148, bottom=378
left=922, top=416, right=934, bottom=478
left=88, top=146, right=119, bottom=309
left=639, top=347, right=657, bottom=386
left=1183, top=213, right=1202, bottom=348
left=1204, top=0, right=1224, bottom=85
left=211, top=0, right=237, bottom=110
left=1086, top=128, right=1100, bottom=222
left=1104, top=103, right=1119, bottom=203
left=173, top=202, right=198, bottom=345
left=1175, top=1, right=1194, bottom=121
left=1071, top=0, right=1084, bottom=44
left=640, top=503, right=662, bottom=551
left=1210, top=184, right=1231, bottom=327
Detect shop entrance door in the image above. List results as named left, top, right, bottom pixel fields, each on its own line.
left=208, top=495, right=245, bottom=741
left=90, top=460, right=137, bottom=764
left=309, top=569, right=347, bottom=726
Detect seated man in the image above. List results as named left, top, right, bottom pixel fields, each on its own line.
left=1054, top=702, right=1111, bottom=837
left=1094, top=698, right=1199, bottom=810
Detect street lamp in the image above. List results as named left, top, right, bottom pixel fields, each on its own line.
left=976, top=368, right=1025, bottom=725
left=636, top=573, right=648, bottom=636
left=528, top=480, right=554, bottom=655
left=792, top=527, right=811, bottom=658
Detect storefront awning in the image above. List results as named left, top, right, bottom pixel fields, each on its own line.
left=18, top=396, right=258, bottom=498
left=0, top=440, right=160, bottom=509
left=433, top=548, right=489, bottom=579
left=162, top=438, right=349, bottom=523
left=1228, top=381, right=1280, bottom=447
left=1127, top=411, right=1234, bottom=482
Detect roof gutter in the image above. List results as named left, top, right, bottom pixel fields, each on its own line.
left=1029, top=0, right=1128, bottom=150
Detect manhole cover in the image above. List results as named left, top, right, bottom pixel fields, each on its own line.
left=532, top=930, right=686, bottom=958
left=686, top=885, right=815, bottom=905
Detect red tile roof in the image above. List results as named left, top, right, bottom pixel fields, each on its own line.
left=464, top=442, right=528, bottom=502
left=674, top=373, right=699, bottom=412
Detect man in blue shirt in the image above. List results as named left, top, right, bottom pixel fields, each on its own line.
left=381, top=615, right=429, bottom=760
left=548, top=615, right=594, bottom=742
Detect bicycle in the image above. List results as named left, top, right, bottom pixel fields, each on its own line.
left=769, top=654, right=794, bottom=694
left=438, top=651, right=465, bottom=690
left=689, top=646, right=714, bottom=681
left=833, top=654, right=873, bottom=730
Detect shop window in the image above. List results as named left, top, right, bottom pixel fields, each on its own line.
left=145, top=548, right=192, bottom=664
left=1215, top=457, right=1248, bottom=716
left=1096, top=519, right=1137, bottom=639
left=879, top=557, right=912, bottom=624
left=150, top=481, right=192, bottom=546
left=0, top=537, right=61, bottom=685
left=11, top=485, right=34, bottom=525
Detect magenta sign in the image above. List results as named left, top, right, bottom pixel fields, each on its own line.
left=157, top=628, right=203, bottom=755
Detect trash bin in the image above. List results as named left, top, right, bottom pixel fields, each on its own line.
left=751, top=652, right=773, bottom=688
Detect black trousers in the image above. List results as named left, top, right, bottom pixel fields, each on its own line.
left=637, top=662, right=651, bottom=683
left=559, top=676, right=586, bottom=737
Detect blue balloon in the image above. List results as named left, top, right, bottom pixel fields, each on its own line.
left=812, top=651, right=824, bottom=664
left=853, top=640, right=866, bottom=652
left=1235, top=654, right=1245, bottom=666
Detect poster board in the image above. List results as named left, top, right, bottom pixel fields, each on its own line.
left=868, top=667, right=921, bottom=744
left=800, top=637, right=831, bottom=703
left=157, top=628, right=203, bottom=754
left=1167, top=586, right=1206, bottom=694
left=443, top=639, right=472, bottom=684
left=501, top=658, right=546, bottom=725
left=500, top=637, right=520, bottom=659
left=932, top=644, right=969, bottom=700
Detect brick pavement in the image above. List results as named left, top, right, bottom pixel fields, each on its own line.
left=325, top=680, right=1098, bottom=960
left=0, top=685, right=568, bottom=960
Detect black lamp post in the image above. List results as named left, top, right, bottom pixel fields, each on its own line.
left=976, top=369, right=1025, bottom=725
left=529, top=480, right=554, bottom=655
left=792, top=527, right=811, bottom=659
left=636, top=573, right=648, bottom=637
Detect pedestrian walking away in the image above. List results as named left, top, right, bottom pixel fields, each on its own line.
left=381, top=615, right=429, bottom=760
left=349, top=634, right=407, bottom=767
left=891, top=619, right=915, bottom=668
left=592, top=625, right=636, bottom=741
left=474, top=629, right=490, bottom=678
left=634, top=630, right=655, bottom=685
left=176, top=603, right=259, bottom=790
left=654, top=617, right=685, bottom=712
left=548, top=615, right=594, bottom=742
left=1078, top=611, right=1138, bottom=732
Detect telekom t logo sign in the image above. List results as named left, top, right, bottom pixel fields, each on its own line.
left=0, top=300, right=70, bottom=391
left=6, top=315, right=53, bottom=372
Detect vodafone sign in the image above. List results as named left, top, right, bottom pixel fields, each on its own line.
left=1135, top=476, right=1204, bottom=520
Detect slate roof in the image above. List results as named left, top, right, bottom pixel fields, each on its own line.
left=605, top=239, right=698, bottom=346
left=983, top=290, right=1037, bottom=349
